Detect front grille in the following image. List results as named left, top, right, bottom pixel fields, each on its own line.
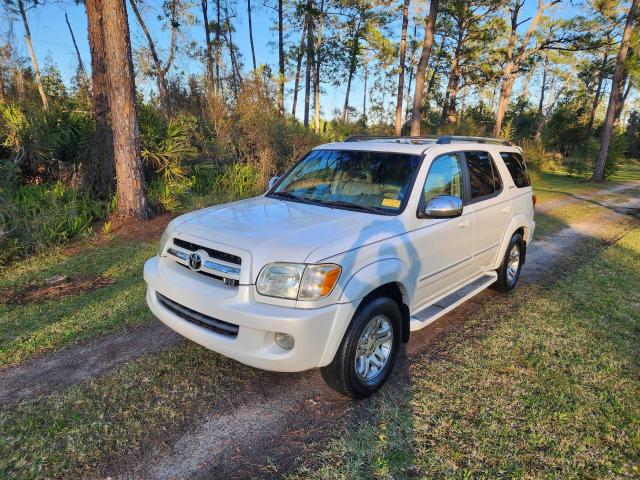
left=175, top=262, right=239, bottom=287
left=173, top=238, right=242, bottom=265
left=156, top=292, right=239, bottom=338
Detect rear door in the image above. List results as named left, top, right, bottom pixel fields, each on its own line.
left=463, top=150, right=513, bottom=274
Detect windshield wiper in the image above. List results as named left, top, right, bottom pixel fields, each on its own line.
left=314, top=199, right=388, bottom=214
left=269, top=191, right=313, bottom=204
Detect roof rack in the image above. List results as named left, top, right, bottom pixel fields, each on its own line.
left=343, top=135, right=511, bottom=146
left=435, top=135, right=511, bottom=146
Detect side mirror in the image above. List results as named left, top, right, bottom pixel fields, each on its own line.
left=268, top=176, right=280, bottom=189
left=422, top=195, right=463, bottom=219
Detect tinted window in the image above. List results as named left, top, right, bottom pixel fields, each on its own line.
left=422, top=153, right=463, bottom=204
left=501, top=152, right=531, bottom=188
left=466, top=151, right=501, bottom=199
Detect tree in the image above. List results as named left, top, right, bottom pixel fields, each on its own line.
left=493, top=0, right=561, bottom=137
left=410, top=0, right=439, bottom=135
left=291, top=19, right=307, bottom=117
left=65, top=12, right=86, bottom=80
left=394, top=0, right=411, bottom=135
left=247, top=0, right=257, bottom=70
left=101, top=0, right=149, bottom=219
left=593, top=0, right=640, bottom=181
left=128, top=0, right=179, bottom=117
left=85, top=0, right=115, bottom=193
left=278, top=0, right=285, bottom=114
left=201, top=0, right=215, bottom=91
left=314, top=0, right=325, bottom=132
left=9, top=0, right=48, bottom=109
left=303, top=0, right=314, bottom=127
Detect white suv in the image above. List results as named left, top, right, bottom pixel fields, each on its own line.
left=144, top=136, right=535, bottom=397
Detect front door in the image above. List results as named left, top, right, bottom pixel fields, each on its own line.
left=412, top=152, right=475, bottom=312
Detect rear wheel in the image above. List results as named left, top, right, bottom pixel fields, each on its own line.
left=320, top=297, right=401, bottom=398
left=493, top=232, right=525, bottom=293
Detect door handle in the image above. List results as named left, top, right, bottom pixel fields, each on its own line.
left=501, top=206, right=511, bottom=213
left=457, top=219, right=470, bottom=228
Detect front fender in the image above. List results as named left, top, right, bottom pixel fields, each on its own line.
left=339, top=258, right=413, bottom=304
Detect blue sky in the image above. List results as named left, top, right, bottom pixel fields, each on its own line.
left=3, top=0, right=580, bottom=121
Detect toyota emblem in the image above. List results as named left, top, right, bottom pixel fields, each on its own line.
left=188, top=253, right=202, bottom=271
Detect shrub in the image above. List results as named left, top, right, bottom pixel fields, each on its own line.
left=520, top=140, right=563, bottom=172
left=0, top=181, right=104, bottom=265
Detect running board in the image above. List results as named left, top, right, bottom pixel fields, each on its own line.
left=409, top=272, right=498, bottom=332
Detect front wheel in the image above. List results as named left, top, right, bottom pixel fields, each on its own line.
left=493, top=232, right=525, bottom=293
left=320, top=297, right=401, bottom=398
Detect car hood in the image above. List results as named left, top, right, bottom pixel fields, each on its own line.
left=171, top=196, right=405, bottom=280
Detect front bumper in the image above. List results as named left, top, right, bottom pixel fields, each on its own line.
left=144, top=257, right=357, bottom=372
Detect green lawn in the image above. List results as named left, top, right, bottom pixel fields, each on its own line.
left=0, top=238, right=157, bottom=367
left=289, top=227, right=640, bottom=479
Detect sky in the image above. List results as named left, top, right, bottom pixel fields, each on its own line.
left=3, top=0, right=583, bottom=122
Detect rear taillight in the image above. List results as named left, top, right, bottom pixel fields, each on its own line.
left=532, top=194, right=537, bottom=208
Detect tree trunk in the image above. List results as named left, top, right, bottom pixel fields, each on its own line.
left=215, top=0, right=222, bottom=94
left=593, top=0, right=639, bottom=181
left=65, top=12, right=86, bottom=76
left=101, top=0, right=149, bottom=219
left=201, top=0, right=215, bottom=92
left=0, top=65, right=5, bottom=103
left=247, top=0, right=257, bottom=70
left=404, top=24, right=417, bottom=124
left=223, top=0, right=242, bottom=96
left=440, top=31, right=462, bottom=126
left=303, top=0, right=314, bottom=128
left=277, top=0, right=285, bottom=115
left=394, top=0, right=411, bottom=135
left=614, top=76, right=632, bottom=125
left=85, top=0, right=115, bottom=194
left=313, top=0, right=324, bottom=133
left=410, top=0, right=438, bottom=135
left=291, top=20, right=307, bottom=117
left=342, top=18, right=361, bottom=122
left=587, top=48, right=610, bottom=136
left=17, top=0, right=48, bottom=109
left=15, top=67, right=25, bottom=103
left=534, top=55, right=548, bottom=141
left=128, top=0, right=172, bottom=117
left=363, top=62, right=368, bottom=118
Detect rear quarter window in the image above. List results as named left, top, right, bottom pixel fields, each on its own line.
left=500, top=152, right=531, bottom=188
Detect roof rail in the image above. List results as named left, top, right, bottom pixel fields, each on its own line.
left=435, top=135, right=511, bottom=146
left=343, top=135, right=438, bottom=143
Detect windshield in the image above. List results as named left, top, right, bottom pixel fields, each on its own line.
left=270, top=149, right=422, bottom=214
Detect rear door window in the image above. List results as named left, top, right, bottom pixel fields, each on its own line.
left=465, top=151, right=502, bottom=200
left=500, top=152, right=531, bottom=188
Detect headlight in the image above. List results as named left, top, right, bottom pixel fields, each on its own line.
left=157, top=226, right=173, bottom=256
left=256, top=263, right=341, bottom=300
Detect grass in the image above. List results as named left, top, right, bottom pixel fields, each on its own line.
left=0, top=238, right=157, bottom=367
left=0, top=342, right=261, bottom=479
left=289, top=227, right=640, bottom=479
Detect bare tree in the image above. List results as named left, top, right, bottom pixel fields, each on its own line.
left=128, top=0, right=178, bottom=117
left=247, top=0, right=257, bottom=70
left=65, top=12, right=86, bottom=78
left=101, top=0, right=149, bottom=219
left=592, top=0, right=639, bottom=181
left=410, top=0, right=438, bottom=135
left=394, top=0, right=411, bottom=135
left=15, top=0, right=48, bottom=109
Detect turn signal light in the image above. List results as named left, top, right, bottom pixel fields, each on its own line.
left=532, top=194, right=537, bottom=209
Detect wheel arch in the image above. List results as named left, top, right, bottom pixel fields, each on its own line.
left=493, top=215, right=530, bottom=270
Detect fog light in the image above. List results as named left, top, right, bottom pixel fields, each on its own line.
left=275, top=332, right=294, bottom=350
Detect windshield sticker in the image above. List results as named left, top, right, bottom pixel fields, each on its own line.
left=382, top=198, right=401, bottom=208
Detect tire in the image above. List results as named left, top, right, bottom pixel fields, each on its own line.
left=493, top=232, right=526, bottom=293
left=320, top=297, right=401, bottom=398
